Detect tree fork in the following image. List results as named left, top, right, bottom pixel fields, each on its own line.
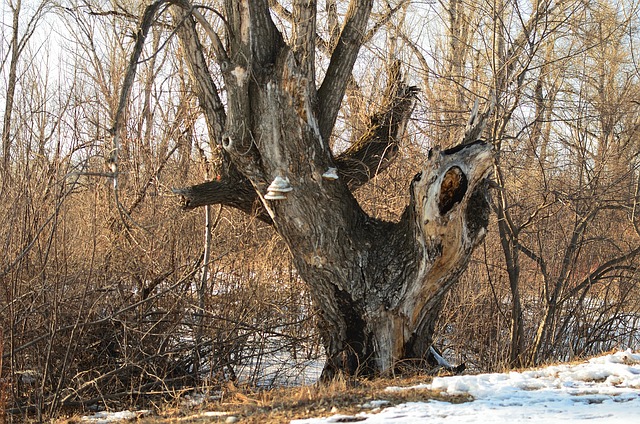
left=173, top=75, right=418, bottom=216
left=114, top=1, right=494, bottom=379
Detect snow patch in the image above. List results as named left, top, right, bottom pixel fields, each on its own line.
left=81, top=410, right=149, bottom=423
left=294, top=350, right=640, bottom=423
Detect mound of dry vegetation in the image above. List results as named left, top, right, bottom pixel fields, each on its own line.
left=56, top=374, right=471, bottom=424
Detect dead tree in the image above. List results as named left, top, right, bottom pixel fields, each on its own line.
left=112, top=0, right=493, bottom=379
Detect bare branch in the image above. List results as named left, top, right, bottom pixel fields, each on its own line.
left=317, top=0, right=373, bottom=142
left=191, top=8, right=229, bottom=63
left=291, top=0, right=317, bottom=83
left=336, top=66, right=418, bottom=190
left=170, top=6, right=226, bottom=146
left=173, top=179, right=272, bottom=224
left=361, top=1, right=408, bottom=45
left=110, top=0, right=175, bottom=171
left=562, top=247, right=640, bottom=303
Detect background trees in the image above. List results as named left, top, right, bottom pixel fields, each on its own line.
left=429, top=0, right=640, bottom=370
left=1, top=0, right=640, bottom=419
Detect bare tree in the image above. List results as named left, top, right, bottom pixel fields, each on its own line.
left=1, top=0, right=50, bottom=171
left=3, top=1, right=640, bottom=418
left=109, top=0, right=494, bottom=379
left=458, top=0, right=640, bottom=367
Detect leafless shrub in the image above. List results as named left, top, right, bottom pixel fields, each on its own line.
left=1, top=155, right=320, bottom=420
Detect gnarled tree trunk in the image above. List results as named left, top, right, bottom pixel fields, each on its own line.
left=113, top=0, right=493, bottom=379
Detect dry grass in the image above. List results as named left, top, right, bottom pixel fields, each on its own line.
left=55, top=374, right=471, bottom=424
left=49, top=352, right=628, bottom=424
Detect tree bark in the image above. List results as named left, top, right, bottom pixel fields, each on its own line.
left=116, top=1, right=494, bottom=378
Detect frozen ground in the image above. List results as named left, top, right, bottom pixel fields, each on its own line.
left=81, top=350, right=640, bottom=423
left=293, top=350, right=640, bottom=423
